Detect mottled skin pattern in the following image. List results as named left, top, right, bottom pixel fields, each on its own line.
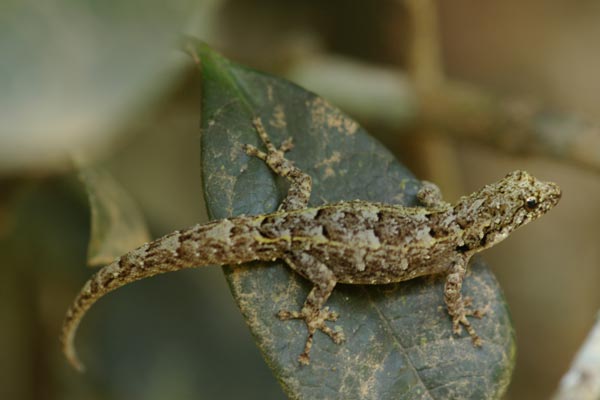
left=61, top=118, right=562, bottom=370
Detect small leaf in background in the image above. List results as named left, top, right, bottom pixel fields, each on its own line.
left=80, top=167, right=150, bottom=267
left=193, top=40, right=515, bottom=400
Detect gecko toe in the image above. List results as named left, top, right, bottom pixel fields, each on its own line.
left=298, top=352, right=311, bottom=365
left=320, top=324, right=345, bottom=344
left=277, top=309, right=301, bottom=320
left=452, top=320, right=463, bottom=335
left=243, top=144, right=268, bottom=160
left=330, top=331, right=345, bottom=344
left=466, top=308, right=486, bottom=319
left=279, top=137, right=294, bottom=153
left=323, top=307, right=339, bottom=321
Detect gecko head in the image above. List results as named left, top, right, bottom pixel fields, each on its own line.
left=499, top=170, right=562, bottom=224
left=457, top=170, right=561, bottom=250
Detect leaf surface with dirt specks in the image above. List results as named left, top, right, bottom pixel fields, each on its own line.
left=191, top=40, right=515, bottom=400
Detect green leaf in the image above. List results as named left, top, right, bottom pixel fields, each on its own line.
left=79, top=166, right=150, bottom=267
left=192, top=41, right=515, bottom=400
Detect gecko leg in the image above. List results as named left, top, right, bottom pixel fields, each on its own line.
left=417, top=181, right=452, bottom=210
left=244, top=117, right=312, bottom=211
left=444, top=257, right=486, bottom=346
left=278, top=253, right=344, bottom=365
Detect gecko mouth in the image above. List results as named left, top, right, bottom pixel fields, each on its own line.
left=508, top=207, right=530, bottom=230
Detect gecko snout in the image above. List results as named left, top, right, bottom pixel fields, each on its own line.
left=543, top=181, right=562, bottom=208
left=531, top=180, right=562, bottom=214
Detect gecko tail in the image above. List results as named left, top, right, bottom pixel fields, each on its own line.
left=60, top=217, right=274, bottom=372
left=62, top=325, right=85, bottom=372
left=60, top=251, right=167, bottom=373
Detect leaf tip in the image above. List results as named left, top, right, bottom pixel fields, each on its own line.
left=180, top=37, right=224, bottom=69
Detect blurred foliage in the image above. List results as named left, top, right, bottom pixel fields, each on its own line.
left=0, top=178, right=92, bottom=399
left=0, top=0, right=195, bottom=172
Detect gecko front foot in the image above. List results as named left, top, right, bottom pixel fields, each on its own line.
left=449, top=298, right=487, bottom=346
left=444, top=261, right=488, bottom=347
left=278, top=306, right=345, bottom=365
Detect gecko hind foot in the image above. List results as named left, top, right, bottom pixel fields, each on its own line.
left=278, top=307, right=345, bottom=365
left=244, top=116, right=311, bottom=212
left=242, top=118, right=298, bottom=178
left=243, top=117, right=294, bottom=161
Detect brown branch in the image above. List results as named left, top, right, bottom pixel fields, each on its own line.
left=420, top=81, right=600, bottom=172
left=288, top=56, right=600, bottom=173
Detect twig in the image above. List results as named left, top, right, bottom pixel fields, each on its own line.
left=402, top=0, right=444, bottom=89
left=401, top=0, right=463, bottom=199
left=553, top=311, right=600, bottom=400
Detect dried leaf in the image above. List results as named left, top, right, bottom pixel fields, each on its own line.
left=80, top=167, right=150, bottom=267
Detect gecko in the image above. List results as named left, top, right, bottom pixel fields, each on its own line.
left=61, top=117, right=561, bottom=370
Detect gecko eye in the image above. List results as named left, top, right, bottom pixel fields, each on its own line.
left=525, top=197, right=538, bottom=210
